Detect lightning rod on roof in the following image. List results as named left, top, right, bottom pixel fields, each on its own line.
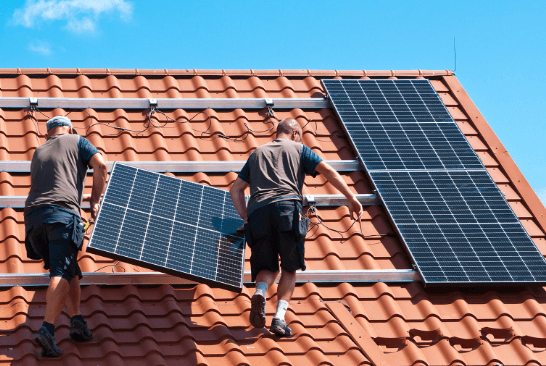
left=453, top=37, right=457, bottom=72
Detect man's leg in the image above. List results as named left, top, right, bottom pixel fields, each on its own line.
left=270, top=202, right=303, bottom=337
left=44, top=276, right=70, bottom=325
left=276, top=270, right=296, bottom=302
left=250, top=270, right=278, bottom=329
left=65, top=276, right=81, bottom=318
left=255, top=269, right=278, bottom=289
left=34, top=276, right=69, bottom=357
left=269, top=270, right=296, bottom=337
left=66, top=276, right=93, bottom=342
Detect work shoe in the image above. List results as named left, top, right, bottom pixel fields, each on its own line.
left=69, top=319, right=93, bottom=342
left=33, top=326, right=61, bottom=357
left=270, top=317, right=291, bottom=337
left=249, top=293, right=266, bottom=328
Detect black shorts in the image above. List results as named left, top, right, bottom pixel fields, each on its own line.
left=247, top=200, right=306, bottom=282
left=24, top=207, right=83, bottom=282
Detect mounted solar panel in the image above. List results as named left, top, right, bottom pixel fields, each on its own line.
left=323, top=79, right=483, bottom=171
left=87, top=163, right=245, bottom=292
left=371, top=170, right=546, bottom=283
left=323, top=79, right=546, bottom=285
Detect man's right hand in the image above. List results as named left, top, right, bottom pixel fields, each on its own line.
left=347, top=196, right=363, bottom=223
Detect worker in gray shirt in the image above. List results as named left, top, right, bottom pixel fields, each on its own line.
left=25, top=116, right=107, bottom=357
left=230, top=118, right=363, bottom=337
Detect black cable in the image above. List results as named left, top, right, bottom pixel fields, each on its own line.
left=93, top=261, right=126, bottom=273
left=29, top=106, right=52, bottom=138
left=219, top=106, right=277, bottom=142
left=84, top=107, right=216, bottom=138
left=305, top=205, right=393, bottom=244
left=152, top=108, right=215, bottom=137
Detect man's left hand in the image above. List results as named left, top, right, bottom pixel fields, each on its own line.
left=90, top=200, right=100, bottom=220
left=237, top=221, right=248, bottom=232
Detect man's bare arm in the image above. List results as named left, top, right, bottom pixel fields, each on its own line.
left=229, top=177, right=250, bottom=223
left=88, top=153, right=108, bottom=220
left=315, top=161, right=363, bottom=221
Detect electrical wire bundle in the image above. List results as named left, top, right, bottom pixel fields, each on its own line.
left=305, top=205, right=393, bottom=244
left=29, top=102, right=339, bottom=143
left=29, top=104, right=386, bottom=246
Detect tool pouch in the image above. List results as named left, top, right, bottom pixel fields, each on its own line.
left=244, top=222, right=253, bottom=248
left=71, top=216, right=85, bottom=250
left=294, top=202, right=309, bottom=243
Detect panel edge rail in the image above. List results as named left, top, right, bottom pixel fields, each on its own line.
left=0, top=194, right=379, bottom=208
left=0, top=97, right=329, bottom=109
left=0, top=270, right=419, bottom=287
left=0, top=160, right=361, bottom=173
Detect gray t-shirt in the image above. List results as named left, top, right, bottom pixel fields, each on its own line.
left=25, top=134, right=99, bottom=216
left=238, top=138, right=322, bottom=216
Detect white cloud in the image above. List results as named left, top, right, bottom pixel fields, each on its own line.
left=28, top=41, right=52, bottom=55
left=67, top=17, right=95, bottom=33
left=13, top=0, right=132, bottom=33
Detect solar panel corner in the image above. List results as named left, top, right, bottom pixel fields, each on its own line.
left=87, top=162, right=246, bottom=293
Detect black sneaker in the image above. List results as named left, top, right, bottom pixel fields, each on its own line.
left=69, top=319, right=93, bottom=342
left=270, top=317, right=291, bottom=337
left=249, top=293, right=266, bottom=328
left=33, top=326, right=61, bottom=357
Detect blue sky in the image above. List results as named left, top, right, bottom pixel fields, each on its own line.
left=1, top=0, right=545, bottom=204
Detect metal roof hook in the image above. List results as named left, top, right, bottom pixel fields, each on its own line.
left=29, top=97, right=38, bottom=110
left=149, top=98, right=158, bottom=111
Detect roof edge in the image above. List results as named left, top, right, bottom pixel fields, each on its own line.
left=0, top=68, right=454, bottom=78
left=443, top=75, right=546, bottom=234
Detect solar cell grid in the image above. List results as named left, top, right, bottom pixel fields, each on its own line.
left=323, top=79, right=546, bottom=285
left=323, top=79, right=481, bottom=171
left=88, top=163, right=245, bottom=291
left=371, top=170, right=546, bottom=284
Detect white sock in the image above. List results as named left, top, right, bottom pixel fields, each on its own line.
left=274, top=300, right=289, bottom=320
left=255, top=282, right=268, bottom=297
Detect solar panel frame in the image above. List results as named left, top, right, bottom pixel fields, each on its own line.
left=87, top=163, right=246, bottom=292
left=371, top=170, right=546, bottom=285
left=322, top=79, right=546, bottom=286
left=322, top=79, right=484, bottom=171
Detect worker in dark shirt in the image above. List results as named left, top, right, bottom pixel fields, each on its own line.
left=230, top=118, right=363, bottom=337
left=25, top=116, right=107, bottom=357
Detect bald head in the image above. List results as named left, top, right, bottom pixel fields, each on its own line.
left=276, top=118, right=302, bottom=142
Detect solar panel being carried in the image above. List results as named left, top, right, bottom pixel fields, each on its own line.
left=323, top=79, right=546, bottom=285
left=87, top=163, right=245, bottom=291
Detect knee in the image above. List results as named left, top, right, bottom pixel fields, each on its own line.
left=281, top=270, right=296, bottom=278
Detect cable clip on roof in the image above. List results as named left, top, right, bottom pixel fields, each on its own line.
left=29, top=97, right=38, bottom=111
left=149, top=98, right=158, bottom=111
left=264, top=98, right=274, bottom=107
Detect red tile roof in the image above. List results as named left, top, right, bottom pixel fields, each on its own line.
left=0, top=69, right=545, bottom=365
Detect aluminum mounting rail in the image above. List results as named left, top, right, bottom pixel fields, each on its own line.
left=0, top=97, right=329, bottom=110
left=0, top=270, right=419, bottom=287
left=0, top=193, right=379, bottom=209
left=0, top=160, right=362, bottom=173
